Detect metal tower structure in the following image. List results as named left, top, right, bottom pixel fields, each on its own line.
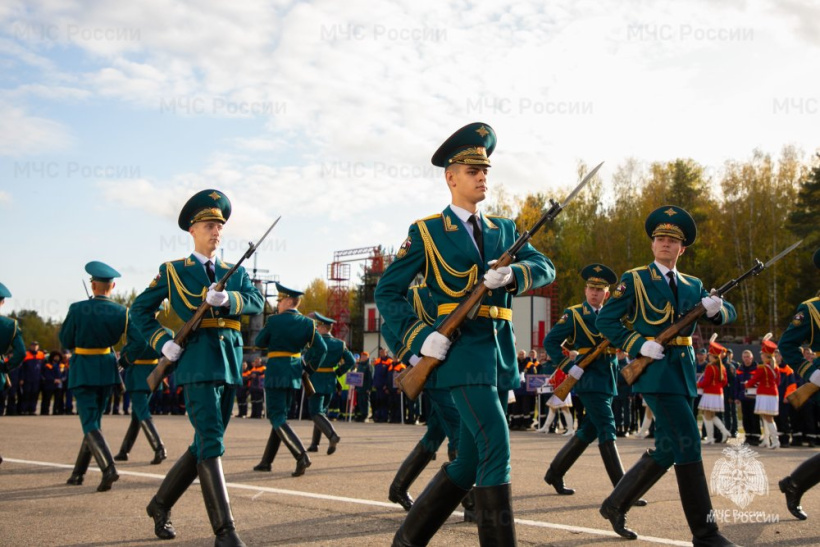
left=327, top=246, right=390, bottom=345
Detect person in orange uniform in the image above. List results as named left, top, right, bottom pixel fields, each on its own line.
left=745, top=335, right=780, bottom=449
left=697, top=337, right=731, bottom=444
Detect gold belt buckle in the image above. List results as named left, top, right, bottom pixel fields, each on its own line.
left=217, top=318, right=226, bottom=327
left=489, top=306, right=499, bottom=319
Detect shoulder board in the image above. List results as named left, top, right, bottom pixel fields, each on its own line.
left=804, top=297, right=820, bottom=305
left=220, top=260, right=235, bottom=268
left=166, top=258, right=187, bottom=267
left=626, top=266, right=648, bottom=273
left=679, top=273, right=698, bottom=280
left=568, top=304, right=584, bottom=311
left=417, top=213, right=441, bottom=222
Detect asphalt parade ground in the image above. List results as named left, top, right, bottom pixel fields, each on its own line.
left=1, top=414, right=818, bottom=546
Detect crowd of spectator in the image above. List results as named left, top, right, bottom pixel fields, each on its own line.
left=5, top=340, right=817, bottom=450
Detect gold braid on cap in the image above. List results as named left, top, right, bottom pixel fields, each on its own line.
left=585, top=277, right=610, bottom=289
left=651, top=223, right=685, bottom=241
left=190, top=207, right=225, bottom=225
left=449, top=147, right=491, bottom=166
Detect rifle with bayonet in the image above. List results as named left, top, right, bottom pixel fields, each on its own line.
left=397, top=162, right=604, bottom=400
left=552, top=339, right=612, bottom=401
left=146, top=217, right=281, bottom=391
left=620, top=240, right=802, bottom=385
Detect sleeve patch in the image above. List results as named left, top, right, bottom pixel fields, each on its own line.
left=792, top=312, right=804, bottom=326
left=149, top=273, right=161, bottom=288
left=612, top=283, right=626, bottom=298
left=396, top=236, right=412, bottom=259
left=557, top=313, right=568, bottom=325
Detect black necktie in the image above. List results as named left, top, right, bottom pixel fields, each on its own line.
left=205, top=260, right=216, bottom=284
left=667, top=271, right=678, bottom=302
left=468, top=214, right=484, bottom=262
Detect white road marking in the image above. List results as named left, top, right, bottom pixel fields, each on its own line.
left=4, top=458, right=690, bottom=546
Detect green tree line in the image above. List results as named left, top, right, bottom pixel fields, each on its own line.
left=487, top=148, right=819, bottom=341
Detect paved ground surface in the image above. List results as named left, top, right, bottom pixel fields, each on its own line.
left=1, top=414, right=818, bottom=546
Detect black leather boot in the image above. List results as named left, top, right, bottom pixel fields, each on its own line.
left=146, top=450, right=198, bottom=540
left=389, top=442, right=436, bottom=511
left=474, top=483, right=516, bottom=547
left=779, top=452, right=820, bottom=520
left=313, top=414, right=340, bottom=455
left=599, top=440, right=647, bottom=506
left=307, top=424, right=321, bottom=452
left=675, top=461, right=736, bottom=546
left=392, top=465, right=469, bottom=546
left=86, top=429, right=119, bottom=492
left=114, top=419, right=140, bottom=461
left=277, top=423, right=311, bottom=477
left=198, top=457, right=246, bottom=547
left=140, top=419, right=167, bottom=465
left=254, top=428, right=281, bottom=472
left=544, top=435, right=589, bottom=495
left=600, top=449, right=667, bottom=540
left=67, top=438, right=92, bottom=485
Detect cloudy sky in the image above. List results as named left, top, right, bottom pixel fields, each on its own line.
left=1, top=0, right=818, bottom=319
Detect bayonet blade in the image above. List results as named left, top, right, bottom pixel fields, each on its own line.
left=560, top=162, right=604, bottom=209
left=249, top=216, right=281, bottom=254
left=764, top=239, right=802, bottom=268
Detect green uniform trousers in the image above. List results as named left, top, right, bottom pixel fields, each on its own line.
left=420, top=388, right=461, bottom=454
left=129, top=391, right=151, bottom=422
left=184, top=382, right=235, bottom=462
left=265, top=387, right=292, bottom=428
left=446, top=385, right=510, bottom=488
left=308, top=393, right=331, bottom=417
left=643, top=394, right=701, bottom=467
left=74, top=386, right=113, bottom=434
left=575, top=392, right=617, bottom=444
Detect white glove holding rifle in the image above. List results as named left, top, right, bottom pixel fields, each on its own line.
left=420, top=332, right=451, bottom=361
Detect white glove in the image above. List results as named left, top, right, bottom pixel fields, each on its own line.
left=162, top=340, right=183, bottom=362
left=640, top=340, right=665, bottom=360
left=810, top=370, right=820, bottom=388
left=568, top=365, right=584, bottom=380
left=483, top=260, right=513, bottom=289
left=568, top=350, right=579, bottom=360
left=420, top=332, right=451, bottom=361
left=701, top=294, right=723, bottom=317
left=409, top=355, right=422, bottom=366
left=206, top=283, right=230, bottom=307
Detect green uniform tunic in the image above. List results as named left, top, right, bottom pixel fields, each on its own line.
left=307, top=333, right=354, bottom=416
left=545, top=301, right=618, bottom=443
left=59, top=296, right=127, bottom=434
left=255, top=309, right=327, bottom=428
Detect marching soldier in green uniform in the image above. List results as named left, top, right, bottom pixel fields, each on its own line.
left=542, top=264, right=647, bottom=507
left=253, top=282, right=327, bottom=476
left=596, top=206, right=737, bottom=546
left=114, top=309, right=168, bottom=465
left=305, top=312, right=355, bottom=454
left=382, top=284, right=474, bottom=521
left=376, top=122, right=554, bottom=545
left=779, top=247, right=820, bottom=520
left=131, top=189, right=264, bottom=546
left=0, top=282, right=27, bottom=465
left=61, top=261, right=127, bottom=492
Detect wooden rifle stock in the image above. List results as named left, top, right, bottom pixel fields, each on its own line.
left=788, top=382, right=819, bottom=409
left=302, top=370, right=316, bottom=397
left=620, top=304, right=705, bottom=385
left=552, top=340, right=611, bottom=400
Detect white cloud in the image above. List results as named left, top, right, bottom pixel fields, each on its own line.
left=0, top=102, right=73, bottom=156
